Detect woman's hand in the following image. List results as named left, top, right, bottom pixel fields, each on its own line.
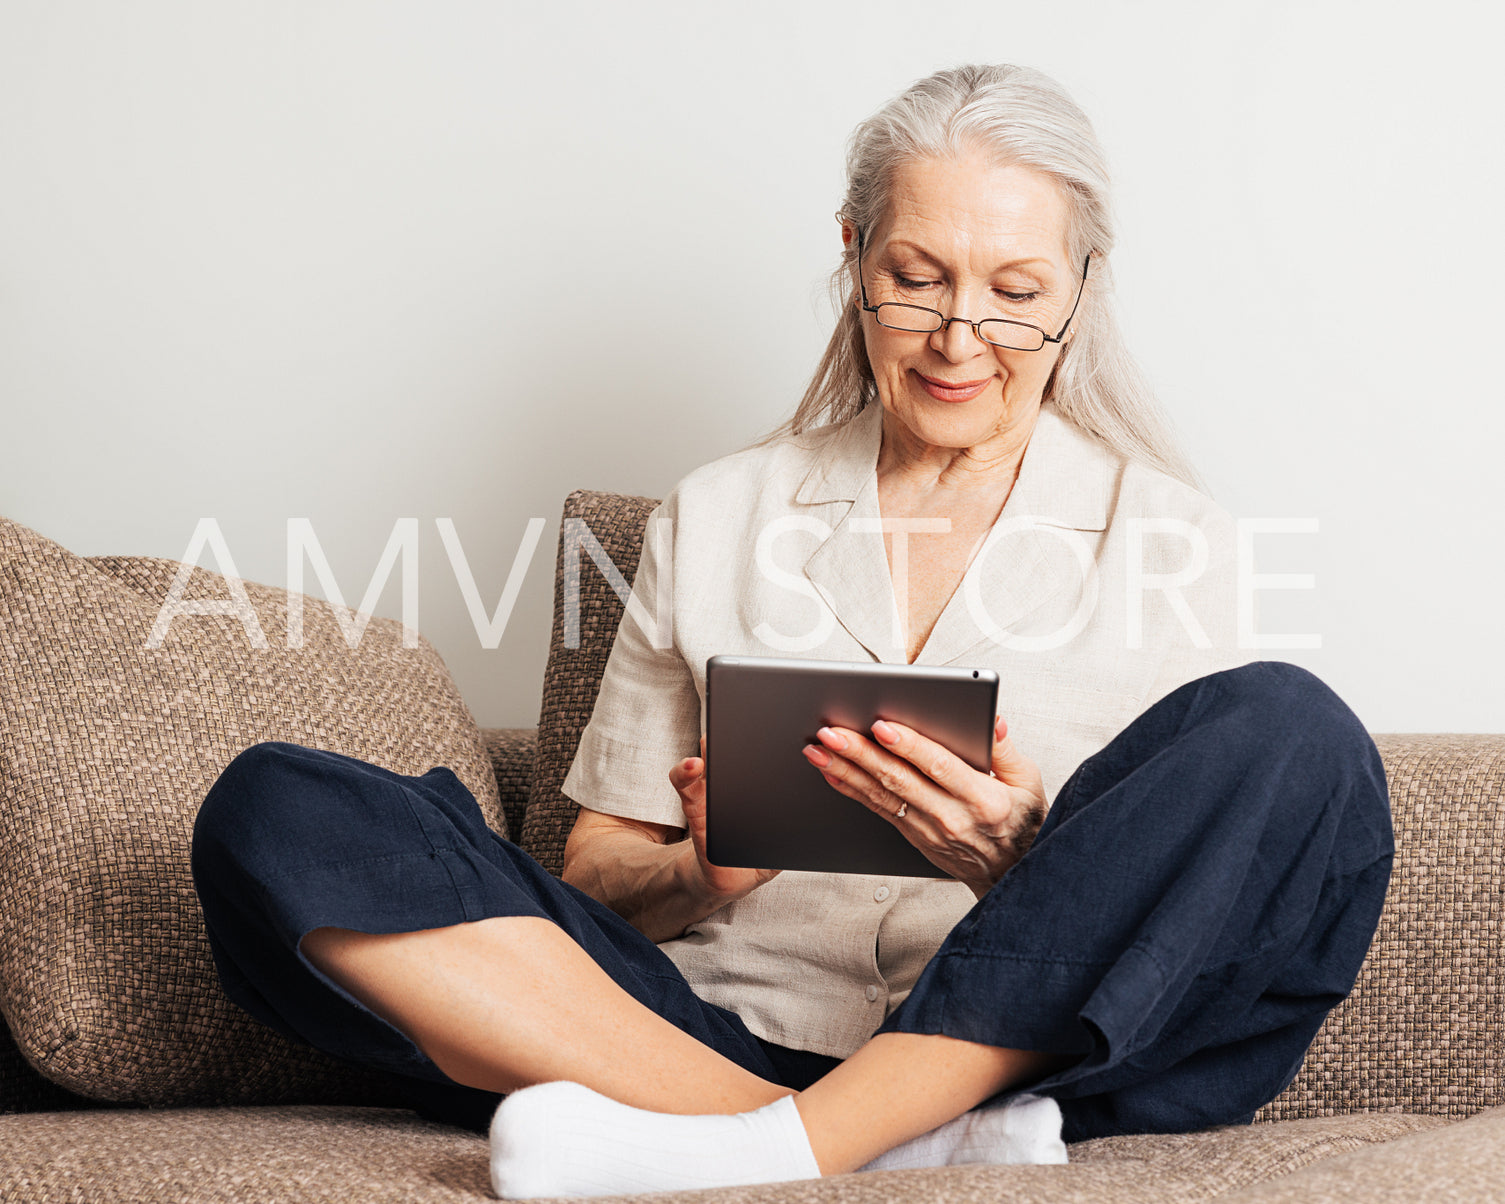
left=560, top=738, right=779, bottom=943
left=802, top=716, right=1048, bottom=899
left=670, top=736, right=782, bottom=906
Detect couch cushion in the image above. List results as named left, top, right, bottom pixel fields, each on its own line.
left=523, top=490, right=658, bottom=874
left=1221, top=1104, right=1505, bottom=1201
left=0, top=1106, right=1451, bottom=1203
left=0, top=1012, right=125, bottom=1116
left=0, top=516, right=504, bottom=1107
left=1255, top=734, right=1504, bottom=1122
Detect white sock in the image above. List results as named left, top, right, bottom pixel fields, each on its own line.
left=488, top=1080, right=822, bottom=1200
left=857, top=1092, right=1067, bottom=1172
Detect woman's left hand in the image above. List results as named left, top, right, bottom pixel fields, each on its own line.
left=802, top=715, right=1049, bottom=899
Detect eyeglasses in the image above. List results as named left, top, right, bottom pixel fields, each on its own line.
left=852, top=222, right=1090, bottom=352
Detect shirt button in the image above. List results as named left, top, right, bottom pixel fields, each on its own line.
left=865, top=984, right=879, bottom=1002
left=873, top=886, right=890, bottom=902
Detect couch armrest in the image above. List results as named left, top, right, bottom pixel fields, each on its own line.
left=481, top=727, right=537, bottom=845
left=1256, top=732, right=1505, bottom=1122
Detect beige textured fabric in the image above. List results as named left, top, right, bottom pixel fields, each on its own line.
left=523, top=490, right=659, bottom=877
left=559, top=403, right=1258, bottom=1058
left=0, top=1013, right=123, bottom=1116
left=0, top=1106, right=493, bottom=1202
left=0, top=1106, right=1450, bottom=1203
left=0, top=517, right=503, bottom=1107
left=1255, top=733, right=1503, bottom=1122
left=482, top=726, right=536, bottom=849
left=1223, top=1105, right=1505, bottom=1201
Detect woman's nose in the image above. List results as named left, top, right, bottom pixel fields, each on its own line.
left=930, top=313, right=989, bottom=360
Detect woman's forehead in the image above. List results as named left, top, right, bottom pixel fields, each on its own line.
left=879, top=155, right=1071, bottom=267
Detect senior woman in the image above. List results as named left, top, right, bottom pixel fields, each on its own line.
left=191, top=64, right=1391, bottom=1199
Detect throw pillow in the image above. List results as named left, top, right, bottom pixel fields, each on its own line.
left=0, top=515, right=504, bottom=1106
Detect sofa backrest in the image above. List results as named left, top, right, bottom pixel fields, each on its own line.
left=529, top=489, right=1504, bottom=1124
left=522, top=489, right=660, bottom=875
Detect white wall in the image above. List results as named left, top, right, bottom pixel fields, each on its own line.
left=3, top=0, right=1500, bottom=732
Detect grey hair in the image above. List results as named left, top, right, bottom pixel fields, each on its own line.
left=757, top=63, right=1206, bottom=494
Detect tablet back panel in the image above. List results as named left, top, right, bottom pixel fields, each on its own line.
left=705, top=656, right=999, bottom=878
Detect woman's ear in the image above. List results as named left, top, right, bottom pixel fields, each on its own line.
left=838, top=217, right=861, bottom=307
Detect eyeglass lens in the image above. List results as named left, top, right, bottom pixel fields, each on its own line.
left=873, top=306, right=1047, bottom=351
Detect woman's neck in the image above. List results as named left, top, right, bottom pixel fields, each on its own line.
left=874, top=404, right=1039, bottom=511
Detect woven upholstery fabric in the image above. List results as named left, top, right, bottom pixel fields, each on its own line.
left=0, top=1105, right=1451, bottom=1203
left=522, top=489, right=659, bottom=874
left=1222, top=1105, right=1505, bottom=1202
left=1, top=1013, right=124, bottom=1116
left=0, top=516, right=503, bottom=1107
left=482, top=727, right=537, bottom=854
left=1255, top=733, right=1503, bottom=1122
left=0, top=1106, right=494, bottom=1203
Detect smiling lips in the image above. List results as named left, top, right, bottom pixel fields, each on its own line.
left=915, top=371, right=992, bottom=402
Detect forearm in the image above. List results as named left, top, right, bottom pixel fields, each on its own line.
left=563, top=832, right=733, bottom=944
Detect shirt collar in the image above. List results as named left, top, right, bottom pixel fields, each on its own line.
left=793, top=401, right=1117, bottom=532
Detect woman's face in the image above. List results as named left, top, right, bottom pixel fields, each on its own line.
left=848, top=152, right=1081, bottom=456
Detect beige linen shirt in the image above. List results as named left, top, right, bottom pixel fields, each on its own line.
left=561, top=401, right=1257, bottom=1058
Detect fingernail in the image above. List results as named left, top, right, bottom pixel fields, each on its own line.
left=803, top=744, right=831, bottom=767
left=872, top=719, right=898, bottom=744
left=817, top=726, right=847, bottom=750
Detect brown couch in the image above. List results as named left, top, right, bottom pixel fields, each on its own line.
left=2, top=491, right=1501, bottom=1203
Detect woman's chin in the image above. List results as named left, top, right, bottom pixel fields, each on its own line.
left=890, top=396, right=1014, bottom=447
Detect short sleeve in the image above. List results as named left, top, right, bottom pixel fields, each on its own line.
left=1139, top=497, right=1259, bottom=712
left=559, top=496, right=701, bottom=828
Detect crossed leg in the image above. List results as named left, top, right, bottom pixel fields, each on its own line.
left=300, top=914, right=1060, bottom=1174
left=212, top=662, right=1389, bottom=1190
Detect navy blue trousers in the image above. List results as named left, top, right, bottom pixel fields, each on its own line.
left=191, top=660, right=1392, bottom=1143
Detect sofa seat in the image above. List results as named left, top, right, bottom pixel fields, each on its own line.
left=0, top=1106, right=1459, bottom=1203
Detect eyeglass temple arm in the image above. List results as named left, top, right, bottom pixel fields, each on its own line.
left=852, top=221, right=872, bottom=310
left=1051, top=254, right=1092, bottom=342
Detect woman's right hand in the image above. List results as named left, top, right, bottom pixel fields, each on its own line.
left=670, top=736, right=781, bottom=905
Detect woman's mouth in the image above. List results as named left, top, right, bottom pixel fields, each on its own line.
left=915, top=371, right=991, bottom=402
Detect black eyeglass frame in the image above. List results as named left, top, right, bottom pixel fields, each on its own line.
left=852, top=222, right=1090, bottom=351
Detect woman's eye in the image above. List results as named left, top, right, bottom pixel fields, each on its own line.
left=887, top=271, right=1038, bottom=302
left=892, top=273, right=936, bottom=291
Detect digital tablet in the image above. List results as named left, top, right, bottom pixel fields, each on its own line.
left=704, top=655, right=1000, bottom=878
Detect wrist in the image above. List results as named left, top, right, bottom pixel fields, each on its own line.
left=674, top=840, right=738, bottom=912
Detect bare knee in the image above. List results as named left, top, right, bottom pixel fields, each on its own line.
left=298, top=924, right=372, bottom=975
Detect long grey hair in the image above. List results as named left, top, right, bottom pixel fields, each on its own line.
left=759, top=63, right=1205, bottom=493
